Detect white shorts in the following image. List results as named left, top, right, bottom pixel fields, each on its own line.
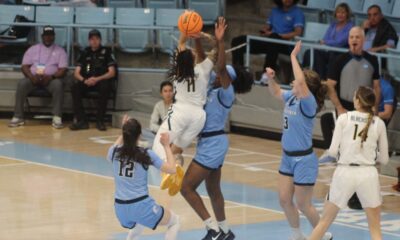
left=152, top=103, right=206, bottom=161
left=329, top=166, right=382, bottom=209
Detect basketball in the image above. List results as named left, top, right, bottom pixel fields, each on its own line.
left=177, top=11, right=203, bottom=36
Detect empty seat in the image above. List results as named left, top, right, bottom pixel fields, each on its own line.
left=107, top=0, right=138, bottom=8
left=362, top=0, right=394, bottom=15
left=0, top=5, right=34, bottom=34
left=299, top=22, right=330, bottom=42
left=306, top=0, right=336, bottom=9
left=116, top=8, right=155, bottom=53
left=187, top=0, right=222, bottom=25
left=387, top=49, right=400, bottom=82
left=144, top=0, right=180, bottom=9
left=35, top=6, right=74, bottom=47
left=75, top=7, right=114, bottom=48
left=391, top=0, right=400, bottom=18
left=155, top=8, right=184, bottom=54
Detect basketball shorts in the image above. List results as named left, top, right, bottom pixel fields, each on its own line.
left=279, top=151, right=318, bottom=186
left=114, top=196, right=164, bottom=230
left=152, top=103, right=206, bottom=161
left=329, top=166, right=382, bottom=209
left=193, top=134, right=229, bottom=170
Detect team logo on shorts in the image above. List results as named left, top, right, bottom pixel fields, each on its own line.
left=153, top=206, right=159, bottom=214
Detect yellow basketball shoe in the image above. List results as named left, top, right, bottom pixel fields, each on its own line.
left=160, top=173, right=174, bottom=190
left=168, top=165, right=185, bottom=196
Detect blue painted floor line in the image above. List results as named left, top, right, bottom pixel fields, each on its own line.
left=1, top=140, right=399, bottom=239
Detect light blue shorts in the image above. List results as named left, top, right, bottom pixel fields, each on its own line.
left=279, top=151, right=318, bottom=186
left=114, top=196, right=164, bottom=230
left=193, top=134, right=229, bottom=170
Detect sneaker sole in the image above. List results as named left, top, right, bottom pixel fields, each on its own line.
left=8, top=122, right=25, bottom=128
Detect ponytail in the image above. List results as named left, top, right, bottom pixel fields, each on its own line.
left=315, top=83, right=328, bottom=113
left=355, top=86, right=376, bottom=148
left=358, top=108, right=374, bottom=148
left=303, top=69, right=327, bottom=113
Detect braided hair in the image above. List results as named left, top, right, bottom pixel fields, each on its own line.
left=355, top=86, right=376, bottom=148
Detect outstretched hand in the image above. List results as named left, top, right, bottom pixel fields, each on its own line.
left=265, top=67, right=275, bottom=79
left=215, top=17, right=227, bottom=41
left=291, top=41, right=302, bottom=57
left=122, top=114, right=130, bottom=125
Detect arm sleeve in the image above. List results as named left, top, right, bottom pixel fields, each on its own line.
left=328, top=113, right=347, bottom=157
left=266, top=8, right=275, bottom=25
left=324, top=22, right=353, bottom=47
left=22, top=47, right=33, bottom=65
left=107, top=145, right=117, bottom=162
left=377, top=120, right=389, bottom=165
left=76, top=50, right=85, bottom=67
left=58, top=48, right=68, bottom=68
left=218, top=85, right=235, bottom=108
left=300, top=93, right=317, bottom=117
left=148, top=150, right=164, bottom=170
left=327, top=54, right=343, bottom=81
left=371, top=55, right=380, bottom=79
left=106, top=48, right=116, bottom=66
left=149, top=102, right=162, bottom=133
left=199, top=57, right=214, bottom=74
left=282, top=90, right=292, bottom=103
left=293, top=8, right=305, bottom=28
left=383, top=84, right=395, bottom=105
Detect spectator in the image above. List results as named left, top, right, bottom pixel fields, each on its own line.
left=303, top=3, right=354, bottom=80
left=231, top=0, right=304, bottom=71
left=149, top=81, right=174, bottom=133
left=362, top=4, right=398, bottom=53
left=69, top=29, right=116, bottom=131
left=8, top=26, right=67, bottom=129
left=378, top=77, right=396, bottom=125
left=321, top=26, right=381, bottom=149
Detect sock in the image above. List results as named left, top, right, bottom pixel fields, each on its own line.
left=291, top=227, right=305, bottom=239
left=126, top=224, right=145, bottom=240
left=165, top=212, right=180, bottom=240
left=204, top=218, right=219, bottom=232
left=218, top=220, right=230, bottom=234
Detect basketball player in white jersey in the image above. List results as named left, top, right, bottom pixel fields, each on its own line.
left=309, top=86, right=389, bottom=240
left=152, top=30, right=216, bottom=195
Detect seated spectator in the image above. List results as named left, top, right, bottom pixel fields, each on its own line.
left=231, top=0, right=304, bottom=71
left=149, top=81, right=174, bottom=133
left=362, top=4, right=398, bottom=53
left=378, top=77, right=396, bottom=125
left=303, top=3, right=353, bottom=80
left=69, top=29, right=116, bottom=131
left=8, top=26, right=67, bottom=129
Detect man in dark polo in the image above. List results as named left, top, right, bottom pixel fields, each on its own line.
left=70, top=29, right=116, bottom=131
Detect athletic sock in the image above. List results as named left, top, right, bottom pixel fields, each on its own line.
left=218, top=220, right=230, bottom=234
left=126, top=224, right=145, bottom=240
left=291, top=227, right=305, bottom=239
left=165, top=212, right=180, bottom=240
left=204, top=217, right=219, bottom=232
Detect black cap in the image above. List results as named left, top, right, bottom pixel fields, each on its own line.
left=42, top=25, right=55, bottom=36
left=88, top=29, right=102, bottom=39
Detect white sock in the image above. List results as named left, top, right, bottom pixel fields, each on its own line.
left=204, top=218, right=219, bottom=232
left=126, top=224, right=145, bottom=240
left=291, top=227, right=305, bottom=239
left=218, top=220, right=230, bottom=234
left=165, top=212, right=180, bottom=240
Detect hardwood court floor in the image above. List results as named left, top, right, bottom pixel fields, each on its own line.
left=0, top=119, right=399, bottom=239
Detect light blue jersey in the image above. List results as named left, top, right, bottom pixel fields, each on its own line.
left=281, top=90, right=317, bottom=152
left=107, top=145, right=163, bottom=200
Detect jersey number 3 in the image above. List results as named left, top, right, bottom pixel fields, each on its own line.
left=119, top=161, right=134, bottom=178
left=283, top=116, right=289, bottom=130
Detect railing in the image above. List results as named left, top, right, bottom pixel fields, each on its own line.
left=245, top=35, right=400, bottom=80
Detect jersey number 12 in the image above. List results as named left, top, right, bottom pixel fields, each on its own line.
left=119, top=161, right=134, bottom=178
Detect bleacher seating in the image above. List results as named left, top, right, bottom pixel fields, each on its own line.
left=155, top=8, right=184, bottom=53
left=116, top=8, right=155, bottom=53
left=0, top=5, right=34, bottom=44
left=187, top=0, right=222, bottom=25
left=361, top=0, right=394, bottom=15
left=144, top=0, right=181, bottom=9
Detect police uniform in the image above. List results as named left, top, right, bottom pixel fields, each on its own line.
left=71, top=46, right=116, bottom=123
left=152, top=58, right=213, bottom=161
left=324, top=111, right=389, bottom=209
left=108, top=145, right=165, bottom=230
left=279, top=90, right=319, bottom=186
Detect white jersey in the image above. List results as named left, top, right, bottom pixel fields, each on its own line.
left=174, top=58, right=214, bottom=107
left=327, top=111, right=389, bottom=166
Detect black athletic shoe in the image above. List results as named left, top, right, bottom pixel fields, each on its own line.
left=202, top=229, right=224, bottom=240
left=96, top=121, right=106, bottom=131
left=221, top=230, right=235, bottom=240
left=69, top=121, right=89, bottom=131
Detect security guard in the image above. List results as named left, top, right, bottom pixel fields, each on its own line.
left=70, top=29, right=116, bottom=131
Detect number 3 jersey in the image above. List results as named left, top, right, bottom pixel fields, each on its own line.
left=281, top=90, right=317, bottom=152
left=328, top=111, right=389, bottom=166
left=108, top=145, right=163, bottom=200
left=174, top=58, right=214, bottom=107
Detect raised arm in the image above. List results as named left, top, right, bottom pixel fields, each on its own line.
left=266, top=67, right=284, bottom=100
left=290, top=41, right=309, bottom=98
left=214, top=17, right=230, bottom=89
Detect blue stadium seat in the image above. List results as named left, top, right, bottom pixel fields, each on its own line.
left=391, top=0, right=400, bottom=18
left=35, top=6, right=74, bottom=47
left=306, top=0, right=336, bottom=10
left=145, top=0, right=180, bottom=9
left=106, top=0, right=138, bottom=8
left=362, top=0, right=394, bottom=15
left=299, top=22, right=329, bottom=42
left=116, top=8, right=155, bottom=53
left=75, top=7, right=114, bottom=48
left=335, top=0, right=364, bottom=13
left=187, top=0, right=222, bottom=25
left=0, top=5, right=34, bottom=34
left=387, top=48, right=400, bottom=82
left=155, top=8, right=184, bottom=54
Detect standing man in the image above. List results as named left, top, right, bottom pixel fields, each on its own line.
left=69, top=29, right=116, bottom=131
left=8, top=26, right=68, bottom=129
